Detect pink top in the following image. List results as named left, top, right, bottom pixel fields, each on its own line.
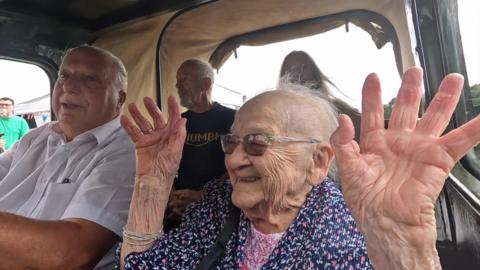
left=240, top=223, right=285, bottom=270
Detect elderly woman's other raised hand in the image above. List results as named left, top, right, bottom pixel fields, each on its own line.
left=121, top=96, right=186, bottom=178
left=331, top=67, right=480, bottom=270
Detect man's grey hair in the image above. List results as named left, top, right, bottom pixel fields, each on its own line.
left=182, top=59, right=215, bottom=85
left=64, top=45, right=128, bottom=92
left=275, top=81, right=339, bottom=181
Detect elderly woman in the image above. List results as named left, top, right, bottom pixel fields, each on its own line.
left=118, top=67, right=479, bottom=269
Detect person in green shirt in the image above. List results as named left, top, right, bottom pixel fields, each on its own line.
left=0, top=97, right=29, bottom=151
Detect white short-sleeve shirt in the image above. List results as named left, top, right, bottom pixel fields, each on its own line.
left=0, top=117, right=136, bottom=269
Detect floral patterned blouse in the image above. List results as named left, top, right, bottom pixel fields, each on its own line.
left=118, top=178, right=373, bottom=269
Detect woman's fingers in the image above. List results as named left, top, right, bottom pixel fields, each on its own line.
left=331, top=114, right=362, bottom=186
left=121, top=98, right=185, bottom=148
left=143, top=97, right=166, bottom=130
left=416, top=73, right=464, bottom=137
left=360, top=72, right=384, bottom=148
left=128, top=103, right=154, bottom=133
left=440, top=115, right=480, bottom=162
left=388, top=68, right=423, bottom=131
left=120, top=115, right=142, bottom=142
left=124, top=97, right=181, bottom=134
left=332, top=114, right=355, bottom=146
left=169, top=118, right=187, bottom=150
left=167, top=96, right=181, bottom=128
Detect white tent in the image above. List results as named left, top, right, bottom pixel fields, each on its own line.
left=14, top=94, right=50, bottom=115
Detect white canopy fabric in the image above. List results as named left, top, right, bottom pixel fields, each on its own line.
left=15, top=94, right=50, bottom=114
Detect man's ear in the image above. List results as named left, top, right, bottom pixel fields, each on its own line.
left=117, top=90, right=127, bottom=109
left=306, top=144, right=334, bottom=186
left=201, top=77, right=213, bottom=92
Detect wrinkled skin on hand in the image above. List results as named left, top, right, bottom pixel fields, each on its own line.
left=120, top=96, right=187, bottom=262
left=330, top=67, right=480, bottom=269
left=121, top=96, right=187, bottom=179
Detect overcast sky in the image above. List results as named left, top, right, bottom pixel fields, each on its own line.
left=0, top=60, right=50, bottom=104
left=212, top=25, right=401, bottom=110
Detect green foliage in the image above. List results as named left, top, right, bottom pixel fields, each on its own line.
left=470, top=84, right=480, bottom=107
left=384, top=97, right=396, bottom=119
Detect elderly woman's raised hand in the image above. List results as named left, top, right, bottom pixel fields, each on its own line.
left=120, top=96, right=186, bottom=178
left=120, top=97, right=186, bottom=261
left=331, top=67, right=480, bottom=269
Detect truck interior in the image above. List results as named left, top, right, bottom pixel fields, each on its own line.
left=0, top=0, right=478, bottom=268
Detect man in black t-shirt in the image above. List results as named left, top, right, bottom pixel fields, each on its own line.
left=165, top=59, right=235, bottom=229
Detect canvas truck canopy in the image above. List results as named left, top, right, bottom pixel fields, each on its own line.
left=94, top=13, right=174, bottom=117
left=157, top=0, right=415, bottom=110
left=93, top=0, right=415, bottom=111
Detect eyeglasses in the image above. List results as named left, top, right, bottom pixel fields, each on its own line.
left=0, top=104, right=12, bottom=107
left=220, top=133, right=319, bottom=156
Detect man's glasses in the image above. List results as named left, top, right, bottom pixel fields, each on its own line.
left=220, top=133, right=319, bottom=156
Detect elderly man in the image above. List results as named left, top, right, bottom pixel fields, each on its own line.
left=166, top=59, right=235, bottom=229
left=0, top=46, right=135, bottom=269
left=118, top=67, right=479, bottom=269
left=0, top=97, right=30, bottom=151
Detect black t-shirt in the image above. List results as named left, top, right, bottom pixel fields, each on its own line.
left=175, top=102, right=235, bottom=190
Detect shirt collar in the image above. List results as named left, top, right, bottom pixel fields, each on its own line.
left=50, top=116, right=122, bottom=145
left=80, top=116, right=122, bottom=145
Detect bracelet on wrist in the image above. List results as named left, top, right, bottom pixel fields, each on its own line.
left=122, top=227, right=162, bottom=246
left=123, top=238, right=157, bottom=246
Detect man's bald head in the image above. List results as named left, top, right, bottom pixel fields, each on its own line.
left=64, top=45, right=128, bottom=93
left=179, top=59, right=215, bottom=85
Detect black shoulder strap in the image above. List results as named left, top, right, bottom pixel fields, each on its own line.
left=195, top=205, right=241, bottom=270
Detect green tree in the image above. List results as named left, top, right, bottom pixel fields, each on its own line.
left=470, top=83, right=480, bottom=107
left=384, top=97, right=396, bottom=119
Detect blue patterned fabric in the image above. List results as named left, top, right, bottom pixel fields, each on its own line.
left=118, top=178, right=373, bottom=269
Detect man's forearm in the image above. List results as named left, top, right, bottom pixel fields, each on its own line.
left=0, top=212, right=107, bottom=269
